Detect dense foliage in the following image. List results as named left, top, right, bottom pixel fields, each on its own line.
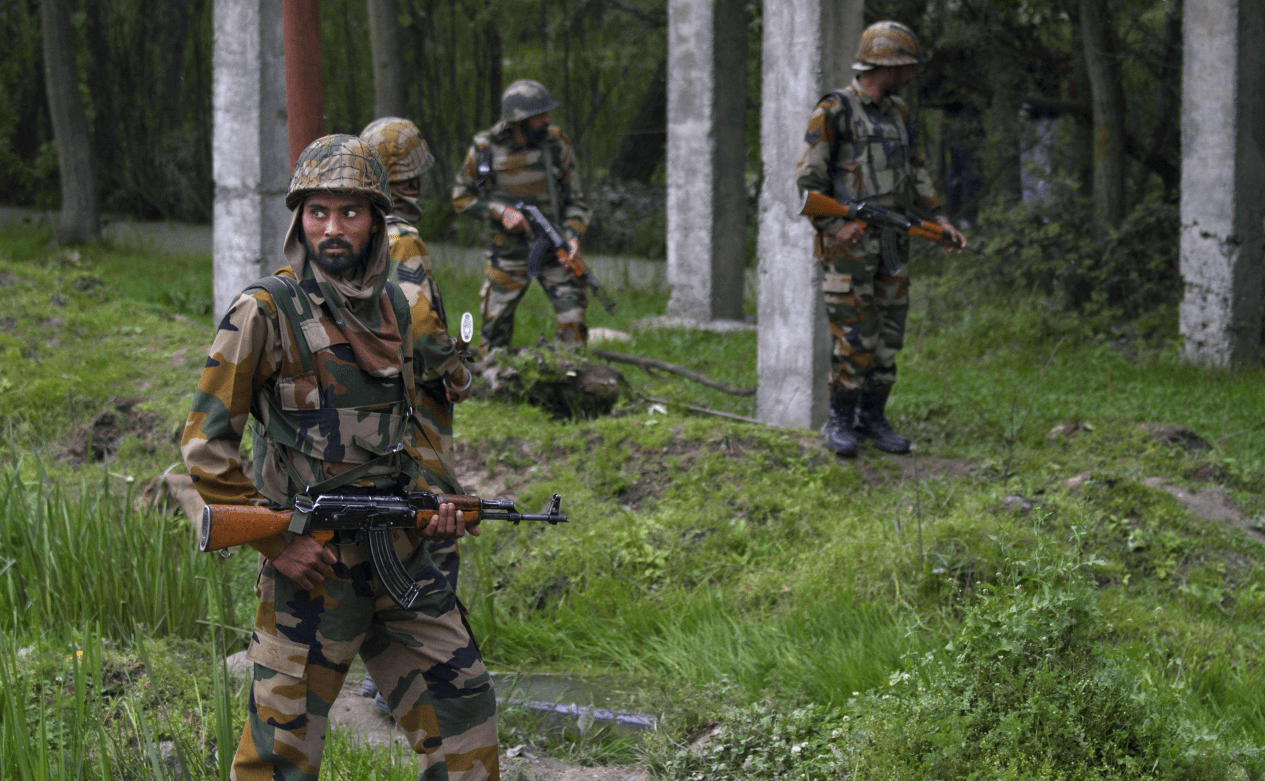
left=973, top=186, right=1181, bottom=322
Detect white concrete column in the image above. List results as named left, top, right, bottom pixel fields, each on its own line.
left=212, top=0, right=291, bottom=319
left=756, top=0, right=863, bottom=429
left=1179, top=0, right=1264, bottom=366
left=665, top=0, right=747, bottom=323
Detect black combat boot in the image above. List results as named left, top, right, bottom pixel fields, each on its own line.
left=855, top=387, right=910, bottom=454
left=822, top=390, right=860, bottom=456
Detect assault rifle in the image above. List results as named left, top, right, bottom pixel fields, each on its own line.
left=516, top=201, right=618, bottom=314
left=799, top=191, right=978, bottom=253
left=200, top=491, right=566, bottom=608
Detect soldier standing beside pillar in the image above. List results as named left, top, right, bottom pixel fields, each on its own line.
left=796, top=21, right=966, bottom=457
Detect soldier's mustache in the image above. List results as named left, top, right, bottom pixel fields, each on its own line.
left=318, top=238, right=353, bottom=253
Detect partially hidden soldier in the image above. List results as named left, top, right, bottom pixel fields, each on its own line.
left=795, top=21, right=966, bottom=457
left=452, top=79, right=592, bottom=350
left=360, top=116, right=470, bottom=592
left=181, top=134, right=499, bottom=781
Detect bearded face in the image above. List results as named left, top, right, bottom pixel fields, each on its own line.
left=301, top=193, right=377, bottom=276
left=520, top=112, right=552, bottom=146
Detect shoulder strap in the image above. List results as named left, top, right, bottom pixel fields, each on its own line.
left=542, top=141, right=565, bottom=226
left=822, top=90, right=855, bottom=142
left=252, top=274, right=317, bottom=378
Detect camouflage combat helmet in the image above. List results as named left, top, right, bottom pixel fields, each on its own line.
left=853, top=21, right=924, bottom=71
left=286, top=134, right=393, bottom=213
left=359, top=118, right=435, bottom=182
left=500, top=79, right=560, bottom=125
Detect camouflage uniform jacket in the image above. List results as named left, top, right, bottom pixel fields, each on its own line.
left=387, top=216, right=467, bottom=486
left=451, top=124, right=590, bottom=266
left=386, top=216, right=469, bottom=389
left=796, top=79, right=945, bottom=241
left=182, top=216, right=455, bottom=555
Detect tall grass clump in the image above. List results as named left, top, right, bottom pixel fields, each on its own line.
left=0, top=459, right=213, bottom=640
left=0, top=627, right=113, bottom=780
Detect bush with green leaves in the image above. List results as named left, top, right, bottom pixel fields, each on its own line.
left=974, top=187, right=1180, bottom=324
left=652, top=539, right=1259, bottom=780
left=842, top=541, right=1250, bottom=781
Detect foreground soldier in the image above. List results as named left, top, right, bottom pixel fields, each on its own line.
left=796, top=21, right=966, bottom=456
left=452, top=79, right=592, bottom=349
left=360, top=116, right=471, bottom=590
left=181, top=135, right=498, bottom=781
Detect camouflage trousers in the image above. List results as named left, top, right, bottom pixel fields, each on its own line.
left=479, top=260, right=587, bottom=350
left=817, top=231, right=909, bottom=393
left=233, top=534, right=497, bottom=781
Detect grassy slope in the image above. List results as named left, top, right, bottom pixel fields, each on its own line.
left=1, top=225, right=1263, bottom=777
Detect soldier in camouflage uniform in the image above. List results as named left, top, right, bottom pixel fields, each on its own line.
left=452, top=79, right=592, bottom=349
left=361, top=116, right=470, bottom=592
left=796, top=21, right=966, bottom=457
left=181, top=135, right=499, bottom=781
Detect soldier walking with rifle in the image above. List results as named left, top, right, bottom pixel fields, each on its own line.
left=796, top=21, right=967, bottom=457
left=452, top=79, right=594, bottom=349
left=181, top=135, right=506, bottom=781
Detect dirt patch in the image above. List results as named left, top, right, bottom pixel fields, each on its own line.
left=64, top=397, right=168, bottom=463
left=502, top=755, right=648, bottom=781
left=1143, top=477, right=1265, bottom=543
left=850, top=454, right=978, bottom=486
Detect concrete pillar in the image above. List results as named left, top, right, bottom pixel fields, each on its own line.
left=756, top=0, right=863, bottom=429
left=665, top=0, right=747, bottom=323
left=1179, top=0, right=1265, bottom=366
left=212, top=0, right=291, bottom=319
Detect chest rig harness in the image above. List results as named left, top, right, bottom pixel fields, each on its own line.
left=247, top=274, right=442, bottom=509
left=826, top=89, right=921, bottom=274
left=474, top=132, right=566, bottom=268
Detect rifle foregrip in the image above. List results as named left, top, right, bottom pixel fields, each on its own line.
left=414, top=494, right=484, bottom=525
left=910, top=223, right=944, bottom=243
left=200, top=504, right=292, bottom=552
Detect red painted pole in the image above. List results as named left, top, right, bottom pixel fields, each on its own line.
left=283, top=0, right=326, bottom=168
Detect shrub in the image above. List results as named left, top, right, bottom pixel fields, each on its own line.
left=843, top=543, right=1240, bottom=780
left=974, top=187, right=1180, bottom=323
left=652, top=540, right=1258, bottom=780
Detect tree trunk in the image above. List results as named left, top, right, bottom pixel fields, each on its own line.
left=985, top=65, right=1022, bottom=206
left=367, top=0, right=406, bottom=117
left=40, top=0, right=100, bottom=243
left=608, top=55, right=666, bottom=183
left=1066, top=3, right=1093, bottom=196
left=1130, top=0, right=1182, bottom=204
left=485, top=13, right=502, bottom=125
left=1080, top=0, right=1126, bottom=225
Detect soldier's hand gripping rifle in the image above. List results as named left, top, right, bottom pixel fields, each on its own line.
left=799, top=191, right=979, bottom=253
left=200, top=492, right=567, bottom=609
left=516, top=201, right=618, bottom=314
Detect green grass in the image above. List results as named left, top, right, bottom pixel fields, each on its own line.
left=1, top=224, right=1264, bottom=778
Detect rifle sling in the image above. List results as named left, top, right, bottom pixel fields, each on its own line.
left=542, top=142, right=565, bottom=228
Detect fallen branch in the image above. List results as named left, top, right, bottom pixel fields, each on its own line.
left=591, top=349, right=756, bottom=396
left=640, top=395, right=765, bottom=426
